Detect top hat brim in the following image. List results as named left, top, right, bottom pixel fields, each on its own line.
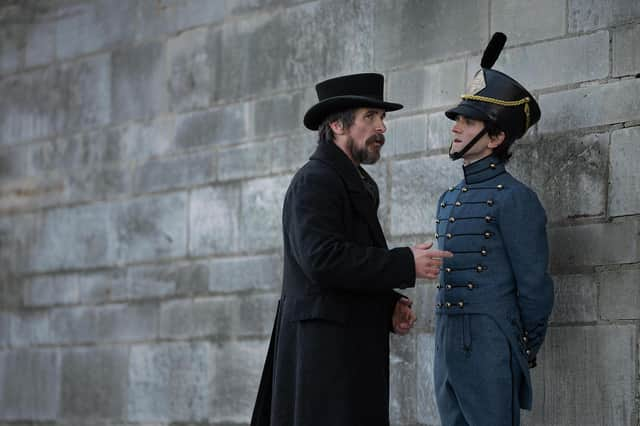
left=445, top=103, right=491, bottom=122
left=304, top=96, right=403, bottom=130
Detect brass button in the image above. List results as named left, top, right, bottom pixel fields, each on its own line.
left=455, top=201, right=462, bottom=207
left=467, top=282, right=474, bottom=289
left=480, top=248, right=487, bottom=256
left=435, top=233, right=440, bottom=238
left=435, top=219, right=440, bottom=224
left=484, top=231, right=492, bottom=239
left=446, top=284, right=452, bottom=289
left=485, top=215, right=492, bottom=222
left=476, top=265, right=484, bottom=272
left=462, top=187, right=468, bottom=192
left=486, top=199, right=494, bottom=206
left=445, top=267, right=452, bottom=273
left=490, top=163, right=496, bottom=169
left=522, top=336, right=528, bottom=343
left=436, top=284, right=441, bottom=289
left=446, top=233, right=453, bottom=239
left=497, top=184, right=504, bottom=190
left=525, top=349, right=531, bottom=355
left=445, top=302, right=452, bottom=308
left=449, top=186, right=455, bottom=191
left=458, top=301, right=464, bottom=308
left=449, top=217, right=455, bottom=223
left=436, top=303, right=442, bottom=308
left=441, top=202, right=446, bottom=208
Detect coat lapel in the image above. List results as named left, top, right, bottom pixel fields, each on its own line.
left=310, top=141, right=388, bottom=249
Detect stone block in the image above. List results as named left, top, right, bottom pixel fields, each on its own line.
left=234, top=293, right=279, bottom=337
left=128, top=342, right=209, bottom=422
left=133, top=150, right=215, bottom=194
left=239, top=175, right=290, bottom=252
left=252, top=91, right=307, bottom=139
left=111, top=41, right=167, bottom=123
left=209, top=340, right=269, bottom=423
left=24, top=274, right=79, bottom=307
left=49, top=306, right=99, bottom=344
left=389, top=333, right=417, bottom=425
left=9, top=309, right=51, bottom=347
left=0, top=144, right=29, bottom=181
left=491, top=0, right=565, bottom=45
left=217, top=0, right=373, bottom=101
left=414, top=281, right=438, bottom=331
left=0, top=349, right=60, bottom=421
left=217, top=143, right=272, bottom=181
left=226, top=0, right=309, bottom=16
left=0, top=25, right=20, bottom=75
left=374, top=0, right=489, bottom=69
left=25, top=20, right=55, bottom=68
left=569, top=0, right=640, bottom=32
left=416, top=333, right=440, bottom=425
left=609, top=126, right=640, bottom=217
left=539, top=79, right=640, bottom=134
left=64, top=165, right=130, bottom=205
left=548, top=220, right=639, bottom=271
left=167, top=27, right=214, bottom=113
left=427, top=112, right=454, bottom=151
left=390, top=154, right=462, bottom=237
left=490, top=31, right=609, bottom=91
left=388, top=60, right=466, bottom=112
left=136, top=0, right=225, bottom=42
left=0, top=313, right=9, bottom=348
left=210, top=255, right=281, bottom=293
left=525, top=325, right=636, bottom=426
left=97, top=303, right=159, bottom=342
left=270, top=132, right=317, bottom=174
left=55, top=0, right=137, bottom=59
left=189, top=183, right=241, bottom=256
left=113, top=193, right=188, bottom=263
left=121, top=117, right=177, bottom=163
left=175, top=103, right=249, bottom=150
left=599, top=269, right=640, bottom=320
left=159, top=297, right=233, bottom=339
left=613, top=23, right=640, bottom=77
left=77, top=269, right=128, bottom=304
left=127, top=262, right=208, bottom=299
left=0, top=213, right=43, bottom=274
left=509, top=133, right=608, bottom=222
left=385, top=115, right=428, bottom=157
left=30, top=203, right=117, bottom=272
left=61, top=346, right=128, bottom=419
left=548, top=274, right=598, bottom=323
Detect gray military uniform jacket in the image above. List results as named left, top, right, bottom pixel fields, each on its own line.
left=434, top=154, right=554, bottom=409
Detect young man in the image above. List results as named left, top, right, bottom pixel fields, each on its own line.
left=433, top=34, right=554, bottom=426
left=252, top=73, right=452, bottom=426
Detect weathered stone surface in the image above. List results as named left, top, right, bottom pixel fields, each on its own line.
left=159, top=297, right=233, bottom=339
left=548, top=220, right=639, bottom=272
left=210, top=255, right=281, bottom=293
left=217, top=0, right=373, bottom=101
left=385, top=115, right=428, bottom=157
left=390, top=154, right=462, bottom=237
left=491, top=31, right=609, bottom=91
left=613, top=23, right=640, bottom=77
left=509, top=133, right=608, bottom=222
left=548, top=274, right=598, bottom=323
left=252, top=91, right=308, bottom=139
left=0, top=144, right=29, bottom=181
left=175, top=103, right=249, bottom=149
left=569, top=0, right=640, bottom=32
left=539, top=76, right=640, bottom=134
left=239, top=175, right=290, bottom=252
left=218, top=143, right=272, bottom=181
left=136, top=0, right=225, bottom=42
left=416, top=333, right=440, bottom=425
left=525, top=325, right=636, bottom=426
left=189, top=183, right=241, bottom=256
left=24, top=274, right=79, bottom=307
left=121, top=117, right=177, bottom=163
left=235, top=293, right=279, bottom=337
left=25, top=20, right=55, bottom=68
left=0, top=349, right=60, bottom=420
left=0, top=313, right=9, bottom=348
left=491, top=0, right=565, bottom=45
left=9, top=310, right=51, bottom=347
left=129, top=342, right=209, bottom=422
left=77, top=269, right=128, bottom=304
left=133, top=150, right=215, bottom=194
left=209, top=340, right=269, bottom=423
left=61, top=346, right=128, bottom=418
left=270, top=132, right=317, bottom=174
left=388, top=60, right=466, bottom=112
left=128, top=262, right=208, bottom=299
left=599, top=269, right=640, bottom=320
left=111, top=41, right=167, bottom=123
left=609, top=126, right=640, bottom=217
left=0, top=24, right=20, bottom=75
left=114, top=193, right=188, bottom=263
left=427, top=112, right=454, bottom=151
left=389, top=333, right=417, bottom=425
left=64, top=165, right=130, bottom=205
left=375, top=0, right=489, bottom=69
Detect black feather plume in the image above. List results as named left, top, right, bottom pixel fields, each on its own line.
left=480, top=32, right=507, bottom=69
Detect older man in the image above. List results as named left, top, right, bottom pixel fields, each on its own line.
left=251, top=73, right=452, bottom=426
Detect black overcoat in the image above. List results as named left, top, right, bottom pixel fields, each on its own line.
left=251, top=140, right=416, bottom=426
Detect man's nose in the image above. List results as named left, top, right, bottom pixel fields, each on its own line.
left=376, top=117, right=386, bottom=133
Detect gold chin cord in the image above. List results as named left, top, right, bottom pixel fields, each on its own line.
left=461, top=94, right=531, bottom=130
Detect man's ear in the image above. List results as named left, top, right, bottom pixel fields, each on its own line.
left=488, top=131, right=506, bottom=149
left=329, top=120, right=345, bottom=135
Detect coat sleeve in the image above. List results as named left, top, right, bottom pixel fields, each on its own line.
left=284, top=169, right=416, bottom=292
left=498, top=186, right=554, bottom=363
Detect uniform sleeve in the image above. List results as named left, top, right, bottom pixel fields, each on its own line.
left=284, top=170, right=416, bottom=292
left=499, top=187, right=554, bottom=363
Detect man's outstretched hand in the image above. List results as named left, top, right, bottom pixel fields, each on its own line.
left=411, top=242, right=453, bottom=280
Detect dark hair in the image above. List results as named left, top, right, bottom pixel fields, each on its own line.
left=318, top=109, right=356, bottom=144
left=485, top=120, right=513, bottom=163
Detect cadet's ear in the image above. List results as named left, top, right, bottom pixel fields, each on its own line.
left=488, top=131, right=506, bottom=149
left=329, top=120, right=346, bottom=135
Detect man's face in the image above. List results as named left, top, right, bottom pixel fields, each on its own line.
left=345, top=107, right=387, bottom=165
left=450, top=115, right=494, bottom=163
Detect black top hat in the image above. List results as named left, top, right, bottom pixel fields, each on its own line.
left=303, top=73, right=403, bottom=130
left=445, top=33, right=541, bottom=141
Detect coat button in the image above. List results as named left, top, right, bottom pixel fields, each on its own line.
left=445, top=302, right=452, bottom=308
left=446, top=284, right=452, bottom=289
left=490, top=163, right=496, bottom=169
left=435, top=219, right=440, bottom=224
left=449, top=217, right=455, bottom=223
left=476, top=265, right=484, bottom=272
left=441, top=202, right=446, bottom=208
left=486, top=199, right=494, bottom=206
left=455, top=201, right=462, bottom=207
left=446, top=233, right=453, bottom=239
left=445, top=267, right=452, bottom=273
left=458, top=301, right=464, bottom=308
left=484, top=231, right=492, bottom=239
left=436, top=303, right=442, bottom=308
left=485, top=215, right=492, bottom=222
left=467, top=282, right=474, bottom=289
left=525, top=349, right=531, bottom=355
left=449, top=186, right=455, bottom=191
left=497, top=184, right=504, bottom=190
left=480, top=247, right=487, bottom=256
left=462, top=187, right=468, bottom=192
left=522, top=336, right=528, bottom=343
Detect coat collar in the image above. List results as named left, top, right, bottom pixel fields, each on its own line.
left=462, top=154, right=506, bottom=184
left=310, top=140, right=388, bottom=248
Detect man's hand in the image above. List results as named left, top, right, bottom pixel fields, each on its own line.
left=411, top=241, right=453, bottom=279
left=392, top=297, right=417, bottom=335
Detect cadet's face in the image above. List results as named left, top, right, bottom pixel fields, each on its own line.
left=450, top=115, right=493, bottom=164
left=346, top=108, right=387, bottom=165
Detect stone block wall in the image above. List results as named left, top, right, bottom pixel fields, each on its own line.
left=0, top=0, right=638, bottom=425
